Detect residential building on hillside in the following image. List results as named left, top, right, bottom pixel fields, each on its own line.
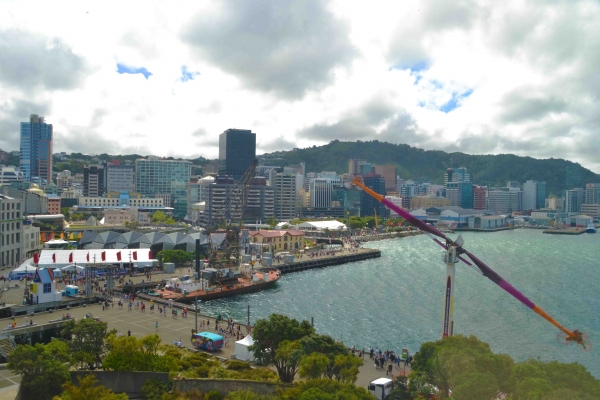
left=106, top=162, right=135, bottom=192
left=374, top=165, right=397, bottom=192
left=19, top=114, right=53, bottom=186
left=523, top=180, right=546, bottom=210
left=273, top=171, right=299, bottom=221
left=218, top=129, right=256, bottom=179
left=564, top=188, right=584, bottom=214
left=1, top=194, right=23, bottom=265
left=83, top=165, right=105, bottom=197
left=135, top=157, right=191, bottom=204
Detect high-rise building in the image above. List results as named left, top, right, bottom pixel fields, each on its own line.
left=348, top=159, right=366, bottom=175
left=444, top=167, right=470, bottom=188
left=584, top=183, right=600, bottom=204
left=106, top=162, right=135, bottom=192
left=374, top=165, right=398, bottom=192
left=523, top=180, right=546, bottom=210
left=218, top=129, right=256, bottom=179
left=564, top=188, right=584, bottom=214
left=273, top=171, right=299, bottom=221
left=19, top=114, right=53, bottom=186
left=361, top=172, right=388, bottom=217
left=446, top=182, right=473, bottom=209
left=1, top=194, right=23, bottom=265
left=309, top=178, right=334, bottom=208
left=135, top=157, right=191, bottom=204
left=472, top=186, right=487, bottom=210
left=83, top=165, right=105, bottom=197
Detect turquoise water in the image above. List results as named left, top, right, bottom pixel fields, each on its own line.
left=198, top=229, right=600, bottom=377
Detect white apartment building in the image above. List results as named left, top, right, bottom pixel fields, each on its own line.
left=273, top=171, right=299, bottom=221
left=309, top=178, right=334, bottom=208
left=487, top=187, right=523, bottom=213
left=1, top=194, right=23, bottom=266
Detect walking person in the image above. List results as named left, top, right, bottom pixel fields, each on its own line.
left=156, top=321, right=159, bottom=332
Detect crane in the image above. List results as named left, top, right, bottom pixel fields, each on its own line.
left=353, top=176, right=591, bottom=351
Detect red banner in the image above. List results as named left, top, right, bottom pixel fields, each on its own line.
left=33, top=252, right=39, bottom=264
left=132, top=251, right=137, bottom=261
left=69, top=253, right=73, bottom=263
left=116, top=251, right=121, bottom=261
left=101, top=251, right=106, bottom=261
left=86, top=252, right=90, bottom=262
left=149, top=250, right=153, bottom=259
left=52, top=253, right=56, bottom=263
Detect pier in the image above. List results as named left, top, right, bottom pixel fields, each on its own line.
left=543, top=228, right=587, bottom=235
left=263, top=248, right=381, bottom=274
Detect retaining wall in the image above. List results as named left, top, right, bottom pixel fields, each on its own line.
left=172, top=378, right=292, bottom=397
left=70, top=371, right=170, bottom=397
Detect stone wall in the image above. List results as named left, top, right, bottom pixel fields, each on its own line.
left=70, top=371, right=169, bottom=397
left=172, top=378, right=292, bottom=397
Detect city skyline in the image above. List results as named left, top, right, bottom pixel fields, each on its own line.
left=0, top=1, right=599, bottom=174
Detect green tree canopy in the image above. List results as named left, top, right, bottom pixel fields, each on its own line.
left=102, top=334, right=180, bottom=372
left=60, top=318, right=110, bottom=370
left=53, top=374, right=127, bottom=400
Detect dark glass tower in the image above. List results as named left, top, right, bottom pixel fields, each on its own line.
left=218, top=129, right=256, bottom=179
left=361, top=171, right=389, bottom=218
left=20, top=114, right=53, bottom=186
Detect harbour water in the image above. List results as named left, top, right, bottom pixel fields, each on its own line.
left=198, top=229, right=600, bottom=377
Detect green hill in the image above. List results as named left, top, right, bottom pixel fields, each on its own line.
left=259, top=140, right=600, bottom=196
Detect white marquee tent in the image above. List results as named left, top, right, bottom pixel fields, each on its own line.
left=234, top=334, right=255, bottom=362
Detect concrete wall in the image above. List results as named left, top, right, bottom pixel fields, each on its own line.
left=71, top=371, right=169, bottom=397
left=173, top=378, right=292, bottom=397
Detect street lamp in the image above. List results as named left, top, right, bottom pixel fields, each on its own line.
left=194, top=296, right=201, bottom=333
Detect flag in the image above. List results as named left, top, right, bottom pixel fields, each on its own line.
left=60, top=232, right=65, bottom=239
left=77, top=232, right=82, bottom=239
left=133, top=251, right=137, bottom=261
left=47, top=232, right=53, bottom=241
left=149, top=250, right=153, bottom=259
left=33, top=252, right=39, bottom=264
left=52, top=253, right=56, bottom=263
left=101, top=251, right=106, bottom=261
left=117, top=251, right=121, bottom=261
left=69, top=253, right=73, bottom=263
left=86, top=252, right=90, bottom=262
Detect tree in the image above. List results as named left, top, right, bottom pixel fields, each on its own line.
left=61, top=318, right=110, bottom=369
left=280, top=378, right=374, bottom=400
left=299, top=353, right=330, bottom=380
left=103, top=334, right=181, bottom=372
left=266, top=217, right=278, bottom=228
left=273, top=340, right=304, bottom=383
left=53, top=374, right=127, bottom=400
left=332, top=354, right=363, bottom=384
left=250, top=314, right=315, bottom=382
left=8, top=340, right=71, bottom=400
left=298, top=334, right=350, bottom=379
left=151, top=210, right=167, bottom=223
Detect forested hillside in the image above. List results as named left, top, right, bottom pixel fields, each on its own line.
left=259, top=140, right=600, bottom=196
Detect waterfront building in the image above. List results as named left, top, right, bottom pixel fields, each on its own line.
left=374, top=165, right=397, bottom=192
left=0, top=166, right=24, bottom=185
left=1, top=194, right=23, bottom=265
left=439, top=207, right=484, bottom=229
left=487, top=187, right=523, bottom=214
left=523, top=180, right=546, bottom=210
left=83, top=165, right=105, bottom=197
left=19, top=114, right=53, bottom=186
left=106, top=162, right=135, bottom=192
left=361, top=171, right=388, bottom=217
left=564, top=188, right=584, bottom=214
left=473, top=186, right=487, bottom=210
left=409, top=196, right=451, bottom=209
left=201, top=177, right=274, bottom=227
left=581, top=204, right=599, bottom=218
left=273, top=171, right=299, bottom=221
left=135, top=157, right=191, bottom=205
left=446, top=182, right=473, bottom=209
left=218, top=129, right=256, bottom=179
left=467, top=215, right=509, bottom=230
left=249, top=229, right=305, bottom=252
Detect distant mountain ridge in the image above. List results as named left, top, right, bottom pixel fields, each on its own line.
left=258, top=140, right=600, bottom=196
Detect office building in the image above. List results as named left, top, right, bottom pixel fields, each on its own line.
left=309, top=178, right=336, bottom=208
left=473, top=186, right=487, bottom=210
left=487, top=187, right=523, bottom=214
left=348, top=159, right=366, bottom=175
left=523, top=180, right=546, bottom=210
left=135, top=157, right=191, bottom=204
left=374, top=165, right=397, bottom=192
left=19, top=114, right=53, bottom=186
left=361, top=172, right=388, bottom=217
left=1, top=194, right=23, bottom=266
left=273, top=171, right=299, bottom=221
left=83, top=165, right=105, bottom=197
left=22, top=222, right=41, bottom=261
left=585, top=183, right=600, bottom=205
left=47, top=196, right=61, bottom=214
left=1, top=184, right=48, bottom=215
left=446, top=182, right=473, bottom=209
left=218, top=129, right=256, bottom=179
left=444, top=167, right=470, bottom=187
left=0, top=166, right=24, bottom=185
left=409, top=196, right=451, bottom=209
left=106, top=162, right=135, bottom=192
left=186, top=176, right=214, bottom=222
left=201, top=177, right=274, bottom=227
left=564, top=188, right=584, bottom=214
left=56, top=170, right=74, bottom=189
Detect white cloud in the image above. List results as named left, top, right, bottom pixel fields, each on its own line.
left=0, top=0, right=598, bottom=173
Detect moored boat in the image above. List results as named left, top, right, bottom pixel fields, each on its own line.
left=586, top=224, right=597, bottom=233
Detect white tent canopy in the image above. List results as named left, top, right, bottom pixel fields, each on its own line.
left=296, top=220, right=347, bottom=231
left=9, top=262, right=37, bottom=276
left=234, top=334, right=255, bottom=362
left=61, top=264, right=85, bottom=272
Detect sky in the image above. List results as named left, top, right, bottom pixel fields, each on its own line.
left=0, top=0, right=599, bottom=173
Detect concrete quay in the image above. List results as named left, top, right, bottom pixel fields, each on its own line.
left=353, top=230, right=422, bottom=242
left=265, top=248, right=381, bottom=275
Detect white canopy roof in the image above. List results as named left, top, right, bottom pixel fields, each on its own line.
left=297, top=220, right=347, bottom=231
left=236, top=334, right=254, bottom=346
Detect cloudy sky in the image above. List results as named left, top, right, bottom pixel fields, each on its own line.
left=1, top=0, right=599, bottom=172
